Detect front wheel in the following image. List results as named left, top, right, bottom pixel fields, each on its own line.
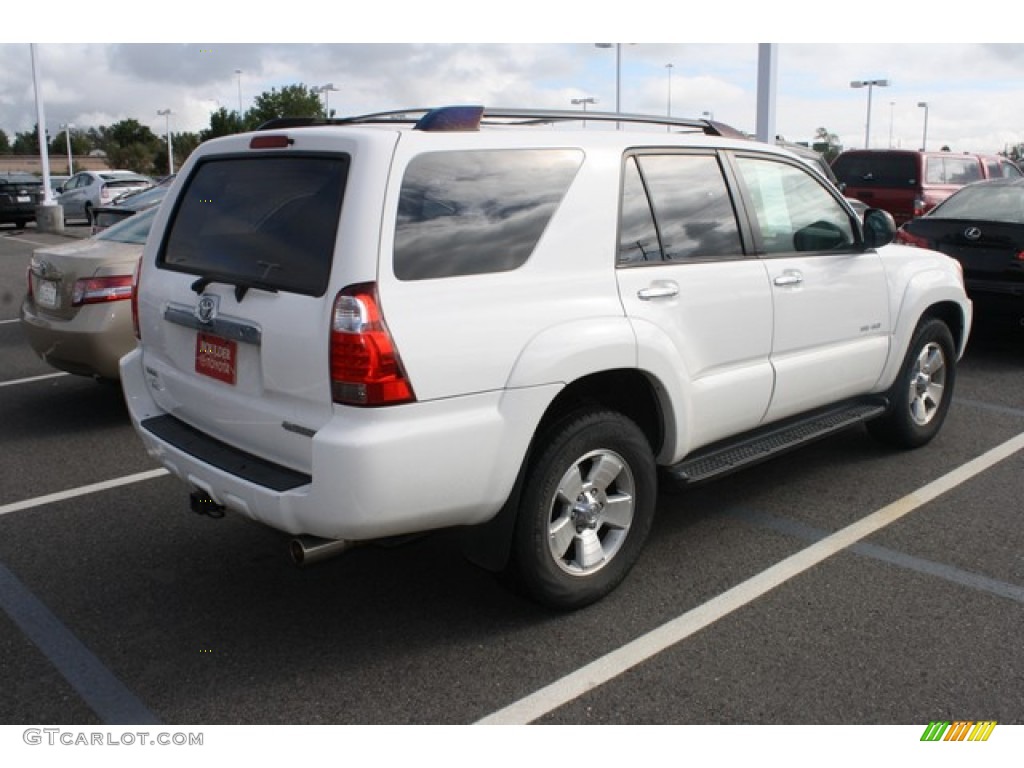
left=868, top=317, right=957, bottom=449
left=508, top=409, right=657, bottom=610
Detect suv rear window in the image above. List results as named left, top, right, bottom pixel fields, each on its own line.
left=831, top=154, right=918, bottom=188
left=394, top=149, right=583, bottom=280
left=159, top=154, right=348, bottom=297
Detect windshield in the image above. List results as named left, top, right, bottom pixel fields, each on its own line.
left=929, top=184, right=1024, bottom=224
left=96, top=207, right=157, bottom=245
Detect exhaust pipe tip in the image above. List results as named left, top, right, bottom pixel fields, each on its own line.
left=289, top=535, right=353, bottom=567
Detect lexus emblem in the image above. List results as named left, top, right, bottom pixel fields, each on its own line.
left=195, top=294, right=220, bottom=325
left=964, top=226, right=982, bottom=241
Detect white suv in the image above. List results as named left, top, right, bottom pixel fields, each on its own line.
left=121, top=106, right=972, bottom=609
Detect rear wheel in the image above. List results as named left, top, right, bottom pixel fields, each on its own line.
left=509, top=408, right=656, bottom=610
left=84, top=203, right=93, bottom=225
left=868, top=317, right=956, bottom=448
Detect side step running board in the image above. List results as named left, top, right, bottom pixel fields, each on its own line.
left=666, top=399, right=888, bottom=485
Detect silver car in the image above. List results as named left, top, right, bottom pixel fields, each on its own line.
left=57, top=170, right=153, bottom=224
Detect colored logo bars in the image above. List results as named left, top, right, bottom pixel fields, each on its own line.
left=921, top=721, right=997, bottom=742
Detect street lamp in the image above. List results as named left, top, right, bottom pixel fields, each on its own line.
left=60, top=122, right=74, bottom=175
left=665, top=63, right=674, bottom=117
left=850, top=79, right=889, bottom=149
left=313, top=83, right=339, bottom=118
left=234, top=69, right=243, bottom=115
left=157, top=109, right=174, bottom=176
left=595, top=43, right=634, bottom=129
left=571, top=96, right=597, bottom=129
left=918, top=101, right=929, bottom=151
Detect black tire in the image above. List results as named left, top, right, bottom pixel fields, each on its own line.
left=867, top=317, right=956, bottom=449
left=15, top=220, right=26, bottom=230
left=84, top=203, right=93, bottom=225
left=508, top=408, right=657, bottom=610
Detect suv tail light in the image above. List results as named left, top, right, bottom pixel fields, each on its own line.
left=329, top=283, right=415, bottom=406
left=72, top=274, right=134, bottom=306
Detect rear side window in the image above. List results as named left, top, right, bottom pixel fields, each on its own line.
left=832, top=154, right=918, bottom=187
left=618, top=153, right=744, bottom=264
left=394, top=149, right=583, bottom=280
left=925, top=156, right=983, bottom=185
left=160, top=154, right=348, bottom=297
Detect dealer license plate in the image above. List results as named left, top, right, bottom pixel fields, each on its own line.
left=37, top=279, right=59, bottom=309
left=195, top=332, right=237, bottom=385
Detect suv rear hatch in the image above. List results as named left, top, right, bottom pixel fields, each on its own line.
left=137, top=136, right=368, bottom=474
left=831, top=151, right=920, bottom=223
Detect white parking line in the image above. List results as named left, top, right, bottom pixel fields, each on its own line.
left=0, top=318, right=20, bottom=325
left=0, top=372, right=69, bottom=387
left=0, top=468, right=169, bottom=518
left=477, top=430, right=1024, bottom=725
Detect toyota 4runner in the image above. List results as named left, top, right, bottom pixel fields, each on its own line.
left=121, top=106, right=972, bottom=609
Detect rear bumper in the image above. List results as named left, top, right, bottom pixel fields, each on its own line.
left=21, top=299, right=135, bottom=380
left=120, top=347, right=556, bottom=540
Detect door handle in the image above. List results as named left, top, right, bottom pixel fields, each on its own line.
left=773, top=272, right=804, bottom=287
left=637, top=281, right=680, bottom=301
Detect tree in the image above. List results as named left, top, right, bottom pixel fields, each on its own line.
left=12, top=124, right=49, bottom=155
left=200, top=107, right=245, bottom=142
left=245, top=84, right=325, bottom=128
left=0, top=129, right=10, bottom=154
left=98, top=119, right=163, bottom=175
left=813, top=126, right=842, bottom=162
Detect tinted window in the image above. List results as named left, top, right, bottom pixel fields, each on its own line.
left=160, top=155, right=348, bottom=297
left=735, top=156, right=855, bottom=254
left=618, top=153, right=743, bottom=264
left=618, top=157, right=662, bottom=263
left=394, top=149, right=582, bottom=280
left=97, top=206, right=157, bottom=244
left=930, top=185, right=1024, bottom=224
left=832, top=154, right=918, bottom=187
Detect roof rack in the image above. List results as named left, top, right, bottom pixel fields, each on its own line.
left=257, top=106, right=746, bottom=138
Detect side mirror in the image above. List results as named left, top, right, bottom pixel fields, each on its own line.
left=863, top=208, right=896, bottom=249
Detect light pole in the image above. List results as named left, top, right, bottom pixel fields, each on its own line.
left=234, top=69, right=243, bottom=115
left=571, top=96, right=596, bottom=128
left=702, top=110, right=715, bottom=121
left=313, top=83, right=338, bottom=118
left=918, top=101, right=929, bottom=151
left=60, top=122, right=74, bottom=175
left=850, top=78, right=889, bottom=148
left=157, top=109, right=174, bottom=176
left=595, top=43, right=629, bottom=129
left=665, top=63, right=673, bottom=120
left=888, top=101, right=895, bottom=148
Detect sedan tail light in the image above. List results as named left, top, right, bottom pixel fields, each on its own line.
left=72, top=274, right=133, bottom=307
left=329, top=283, right=415, bottom=407
left=895, top=228, right=930, bottom=249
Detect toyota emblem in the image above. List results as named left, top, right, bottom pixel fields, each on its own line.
left=964, top=226, right=982, bottom=241
left=195, top=294, right=220, bottom=325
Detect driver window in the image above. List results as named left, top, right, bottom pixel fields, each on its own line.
left=734, top=156, right=855, bottom=254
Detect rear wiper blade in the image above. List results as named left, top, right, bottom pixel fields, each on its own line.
left=190, top=275, right=279, bottom=303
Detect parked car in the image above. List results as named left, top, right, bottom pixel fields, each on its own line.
left=831, top=149, right=1015, bottom=226
left=56, top=170, right=153, bottom=225
left=0, top=173, right=45, bottom=229
left=48, top=175, right=70, bottom=194
left=896, top=178, right=1024, bottom=328
left=21, top=206, right=155, bottom=380
left=120, top=106, right=971, bottom=609
left=90, top=175, right=174, bottom=233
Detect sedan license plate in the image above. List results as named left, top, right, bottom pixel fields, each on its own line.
left=195, top=332, right=237, bottom=385
left=17, top=195, right=30, bottom=203
left=36, top=279, right=59, bottom=309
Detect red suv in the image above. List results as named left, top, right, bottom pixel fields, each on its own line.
left=831, top=149, right=1022, bottom=225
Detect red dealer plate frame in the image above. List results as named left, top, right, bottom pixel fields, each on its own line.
left=195, top=332, right=237, bottom=385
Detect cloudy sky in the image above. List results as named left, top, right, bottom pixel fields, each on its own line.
left=4, top=5, right=1024, bottom=155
